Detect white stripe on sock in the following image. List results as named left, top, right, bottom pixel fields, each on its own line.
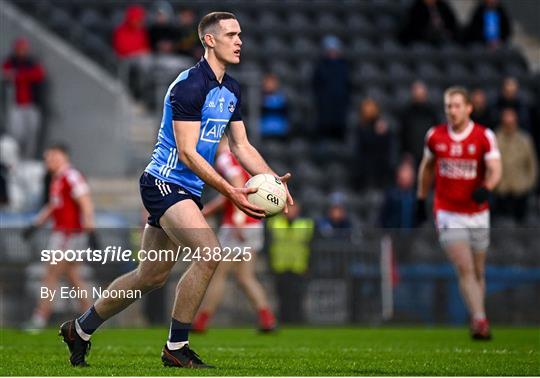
left=167, top=341, right=188, bottom=350
left=75, top=319, right=91, bottom=341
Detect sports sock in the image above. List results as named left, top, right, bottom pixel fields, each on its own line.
left=193, top=311, right=210, bottom=331
left=473, top=312, right=486, bottom=321
left=76, top=305, right=104, bottom=340
left=258, top=307, right=276, bottom=327
left=167, top=318, right=191, bottom=350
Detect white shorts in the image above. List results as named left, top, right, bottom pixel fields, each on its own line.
left=48, top=231, right=89, bottom=251
left=218, top=224, right=264, bottom=252
left=435, top=210, right=490, bottom=252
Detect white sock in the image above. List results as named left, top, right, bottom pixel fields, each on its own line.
left=75, top=319, right=92, bottom=341
left=167, top=341, right=189, bottom=350
left=473, top=312, right=486, bottom=321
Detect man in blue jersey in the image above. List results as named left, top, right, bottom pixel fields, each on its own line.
left=59, top=12, right=292, bottom=368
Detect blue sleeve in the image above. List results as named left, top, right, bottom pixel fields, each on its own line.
left=230, top=84, right=242, bottom=122
left=170, top=78, right=206, bottom=121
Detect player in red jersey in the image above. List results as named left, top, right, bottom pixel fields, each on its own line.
left=417, top=87, right=502, bottom=340
left=23, top=143, right=95, bottom=330
left=192, top=141, right=276, bottom=332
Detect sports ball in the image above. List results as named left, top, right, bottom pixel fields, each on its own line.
left=245, top=174, right=287, bottom=217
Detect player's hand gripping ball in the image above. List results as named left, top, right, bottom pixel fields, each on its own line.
left=245, top=174, right=287, bottom=217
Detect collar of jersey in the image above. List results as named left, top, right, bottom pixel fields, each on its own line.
left=199, top=57, right=222, bottom=83
left=447, top=120, right=474, bottom=142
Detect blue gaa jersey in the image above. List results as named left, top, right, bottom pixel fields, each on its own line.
left=145, top=58, right=242, bottom=197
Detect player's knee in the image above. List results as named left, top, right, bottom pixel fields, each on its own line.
left=474, top=268, right=485, bottom=280
left=235, top=271, right=253, bottom=289
left=137, top=271, right=169, bottom=291
left=455, top=263, right=474, bottom=278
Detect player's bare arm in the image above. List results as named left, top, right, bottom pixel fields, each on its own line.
left=227, top=120, right=294, bottom=210
left=417, top=154, right=436, bottom=200
left=173, top=120, right=265, bottom=218
left=75, top=193, right=95, bottom=230
left=483, top=157, right=502, bottom=191
left=34, top=204, right=54, bottom=227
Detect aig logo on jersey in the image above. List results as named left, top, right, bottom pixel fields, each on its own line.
left=201, top=118, right=228, bottom=143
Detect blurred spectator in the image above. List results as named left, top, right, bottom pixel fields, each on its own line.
left=400, top=0, right=459, bottom=45
left=493, top=77, right=531, bottom=132
left=176, top=8, right=202, bottom=59
left=399, top=81, right=439, bottom=164
left=380, top=158, right=418, bottom=230
left=148, top=1, right=178, bottom=54
left=267, top=203, right=314, bottom=324
left=2, top=38, right=45, bottom=160
left=465, top=0, right=512, bottom=48
left=471, top=88, right=495, bottom=128
left=312, top=35, right=350, bottom=141
left=494, top=108, right=538, bottom=223
left=0, top=161, right=7, bottom=206
left=355, top=98, right=393, bottom=189
left=260, top=73, right=289, bottom=140
left=533, top=94, right=540, bottom=192
left=113, top=5, right=150, bottom=58
left=316, top=191, right=353, bottom=239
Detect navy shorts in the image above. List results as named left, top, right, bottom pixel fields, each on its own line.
left=139, top=172, right=203, bottom=228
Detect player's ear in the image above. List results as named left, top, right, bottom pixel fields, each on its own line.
left=204, top=33, right=216, bottom=48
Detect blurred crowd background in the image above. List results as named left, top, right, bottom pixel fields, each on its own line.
left=0, top=0, right=539, bottom=328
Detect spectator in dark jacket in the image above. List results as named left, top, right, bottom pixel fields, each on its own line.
left=2, top=37, right=46, bottom=159
left=399, top=81, right=439, bottom=165
left=355, top=98, right=393, bottom=189
left=148, top=1, right=178, bottom=54
left=380, top=158, right=418, bottom=230
left=260, top=73, right=289, bottom=140
left=312, top=35, right=350, bottom=141
left=493, top=77, right=531, bottom=132
left=471, top=88, right=495, bottom=128
left=466, top=0, right=512, bottom=48
left=400, top=0, right=459, bottom=45
left=176, top=9, right=202, bottom=59
left=316, top=191, right=353, bottom=240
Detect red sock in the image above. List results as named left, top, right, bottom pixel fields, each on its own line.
left=258, top=308, right=276, bottom=329
left=193, top=311, right=210, bottom=332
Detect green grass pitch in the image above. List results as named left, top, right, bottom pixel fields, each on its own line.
left=1, top=327, right=539, bottom=376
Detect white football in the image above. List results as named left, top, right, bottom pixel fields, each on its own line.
left=245, top=174, right=287, bottom=217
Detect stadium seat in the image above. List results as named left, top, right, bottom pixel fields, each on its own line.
left=352, top=63, right=384, bottom=86
left=415, top=62, right=442, bottom=82
left=291, top=37, right=318, bottom=59
left=48, top=8, right=72, bottom=37
left=388, top=62, right=414, bottom=83
left=286, top=12, right=311, bottom=31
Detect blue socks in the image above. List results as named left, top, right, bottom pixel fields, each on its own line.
left=167, top=318, right=191, bottom=350
left=76, top=306, right=104, bottom=339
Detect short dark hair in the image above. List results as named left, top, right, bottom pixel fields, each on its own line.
left=197, top=12, right=237, bottom=48
left=47, top=142, right=70, bottom=156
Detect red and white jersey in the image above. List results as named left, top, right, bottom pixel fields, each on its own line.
left=424, top=121, right=500, bottom=214
left=215, top=152, right=261, bottom=226
left=49, top=166, right=89, bottom=232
